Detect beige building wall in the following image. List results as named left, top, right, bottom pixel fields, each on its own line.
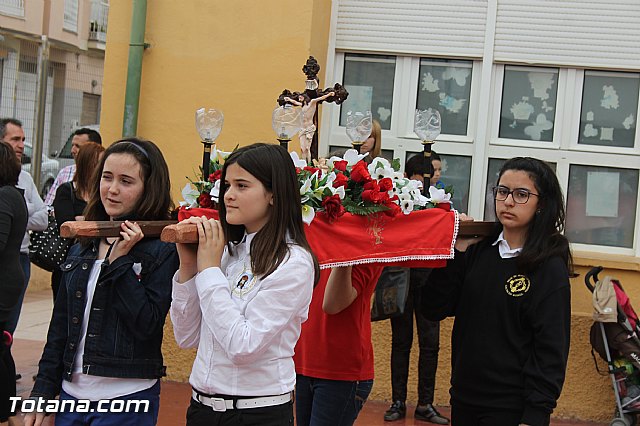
left=101, top=1, right=640, bottom=422
left=0, top=2, right=45, bottom=37
left=101, top=1, right=332, bottom=198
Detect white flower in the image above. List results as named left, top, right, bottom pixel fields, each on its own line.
left=290, top=151, right=307, bottom=168
left=330, top=185, right=346, bottom=200
left=300, top=175, right=313, bottom=196
left=400, top=198, right=414, bottom=215
left=325, top=171, right=337, bottom=187
left=427, top=186, right=452, bottom=204
left=301, top=204, right=315, bottom=225
left=213, top=147, right=233, bottom=162
left=342, top=149, right=369, bottom=166
left=371, top=166, right=394, bottom=180
left=180, top=183, right=200, bottom=208
left=210, top=180, right=221, bottom=203
left=367, top=157, right=391, bottom=175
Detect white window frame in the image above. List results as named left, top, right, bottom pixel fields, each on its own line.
left=0, top=0, right=24, bottom=18
left=567, top=70, right=640, bottom=156
left=490, top=64, right=567, bottom=151
left=64, top=0, right=79, bottom=33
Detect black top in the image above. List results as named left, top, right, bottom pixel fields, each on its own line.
left=421, top=239, right=571, bottom=426
left=0, top=185, right=28, bottom=324
left=53, top=182, right=87, bottom=232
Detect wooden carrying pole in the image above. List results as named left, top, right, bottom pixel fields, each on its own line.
left=59, top=220, right=177, bottom=238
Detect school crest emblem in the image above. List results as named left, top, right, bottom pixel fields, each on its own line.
left=505, top=274, right=530, bottom=297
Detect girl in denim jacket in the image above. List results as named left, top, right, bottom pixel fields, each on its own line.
left=27, top=138, right=179, bottom=426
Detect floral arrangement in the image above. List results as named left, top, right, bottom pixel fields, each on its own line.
left=180, top=147, right=232, bottom=209
left=180, top=147, right=453, bottom=224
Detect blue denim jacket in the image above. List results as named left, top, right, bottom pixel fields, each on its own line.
left=31, top=237, right=179, bottom=399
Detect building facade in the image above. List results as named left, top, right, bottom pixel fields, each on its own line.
left=102, top=1, right=639, bottom=422
left=0, top=0, right=107, bottom=156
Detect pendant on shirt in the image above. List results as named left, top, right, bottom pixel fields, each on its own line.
left=231, top=263, right=258, bottom=297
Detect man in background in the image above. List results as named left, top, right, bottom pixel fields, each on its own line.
left=44, top=127, right=102, bottom=205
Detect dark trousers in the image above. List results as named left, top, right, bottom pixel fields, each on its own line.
left=451, top=402, right=549, bottom=426
left=5, top=254, right=31, bottom=334
left=295, top=374, right=373, bottom=426
left=187, top=397, right=293, bottom=426
left=390, top=272, right=440, bottom=405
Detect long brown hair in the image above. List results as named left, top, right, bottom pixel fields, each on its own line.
left=73, top=142, right=104, bottom=201
left=219, top=143, right=319, bottom=283
left=84, top=138, right=173, bottom=223
left=0, top=141, right=20, bottom=186
left=369, top=119, right=382, bottom=159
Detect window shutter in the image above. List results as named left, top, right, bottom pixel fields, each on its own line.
left=335, top=0, right=488, bottom=58
left=494, top=0, right=640, bottom=69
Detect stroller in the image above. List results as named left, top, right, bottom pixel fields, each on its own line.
left=586, top=266, right=640, bottom=426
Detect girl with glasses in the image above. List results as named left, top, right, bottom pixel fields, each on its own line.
left=421, top=157, right=573, bottom=426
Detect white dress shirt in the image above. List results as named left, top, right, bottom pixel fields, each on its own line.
left=170, top=233, right=314, bottom=397
left=492, top=231, right=523, bottom=259
left=17, top=170, right=48, bottom=254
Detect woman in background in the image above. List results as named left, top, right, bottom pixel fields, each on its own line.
left=0, top=141, right=28, bottom=425
left=51, top=142, right=105, bottom=300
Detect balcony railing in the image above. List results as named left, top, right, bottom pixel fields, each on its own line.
left=88, top=0, right=108, bottom=43
left=0, top=0, right=25, bottom=18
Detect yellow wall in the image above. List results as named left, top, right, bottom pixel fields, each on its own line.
left=101, top=1, right=332, bottom=203
left=100, top=2, right=640, bottom=422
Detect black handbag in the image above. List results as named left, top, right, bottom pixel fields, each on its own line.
left=370, top=266, right=410, bottom=322
left=28, top=213, right=73, bottom=272
left=29, top=183, right=77, bottom=272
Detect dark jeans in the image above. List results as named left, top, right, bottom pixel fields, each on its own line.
left=295, top=374, right=373, bottom=426
left=52, top=268, right=63, bottom=302
left=390, top=275, right=440, bottom=405
left=55, top=381, right=160, bottom=426
left=5, top=254, right=31, bottom=334
left=451, top=402, right=549, bottom=426
left=186, top=397, right=293, bottom=426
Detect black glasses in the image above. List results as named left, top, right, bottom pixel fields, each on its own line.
left=492, top=185, right=539, bottom=204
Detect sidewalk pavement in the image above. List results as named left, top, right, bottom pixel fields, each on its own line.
left=11, top=289, right=607, bottom=426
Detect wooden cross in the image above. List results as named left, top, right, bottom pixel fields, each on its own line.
left=277, top=56, right=349, bottom=161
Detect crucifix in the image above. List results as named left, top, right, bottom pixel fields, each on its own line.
left=277, top=56, right=349, bottom=162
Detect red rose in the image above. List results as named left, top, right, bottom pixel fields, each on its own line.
left=350, top=161, right=371, bottom=183
left=208, top=170, right=222, bottom=183
left=198, top=193, right=213, bottom=208
left=333, top=172, right=348, bottom=188
left=378, top=177, right=393, bottom=192
left=333, top=160, right=348, bottom=172
left=362, top=181, right=383, bottom=204
left=384, top=202, right=402, bottom=217
left=321, top=194, right=345, bottom=221
left=304, top=166, right=321, bottom=175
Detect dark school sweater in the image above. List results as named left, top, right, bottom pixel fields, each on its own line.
left=422, top=239, right=571, bottom=426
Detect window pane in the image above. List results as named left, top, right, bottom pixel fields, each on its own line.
left=499, top=66, right=558, bottom=142
left=484, top=158, right=557, bottom=221
left=566, top=165, right=638, bottom=248
left=340, top=54, right=396, bottom=130
left=578, top=71, right=639, bottom=148
left=407, top=152, right=471, bottom=212
left=416, top=59, right=472, bottom=136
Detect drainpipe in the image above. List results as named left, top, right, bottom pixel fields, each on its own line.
left=122, top=0, right=148, bottom=137
left=32, top=35, right=50, bottom=190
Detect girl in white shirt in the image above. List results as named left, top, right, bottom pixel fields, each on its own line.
left=171, top=143, right=318, bottom=426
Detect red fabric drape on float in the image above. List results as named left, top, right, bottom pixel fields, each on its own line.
left=178, top=207, right=458, bottom=269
